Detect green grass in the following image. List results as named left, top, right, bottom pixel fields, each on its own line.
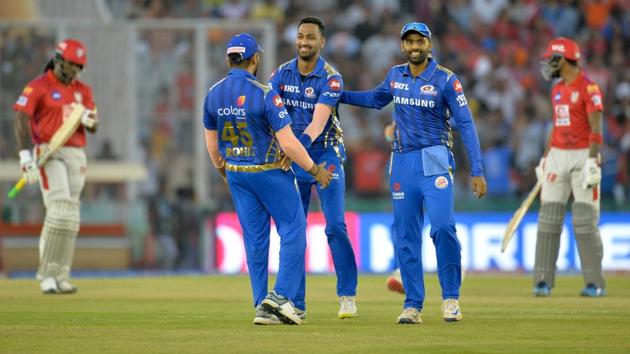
left=1, top=274, right=629, bottom=353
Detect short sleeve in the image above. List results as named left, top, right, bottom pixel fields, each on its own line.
left=584, top=83, right=604, bottom=114
left=13, top=83, right=41, bottom=116
left=317, top=75, right=343, bottom=107
left=202, top=94, right=217, bottom=130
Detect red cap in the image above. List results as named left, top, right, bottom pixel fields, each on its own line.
left=55, top=39, right=87, bottom=66
left=543, top=37, right=580, bottom=61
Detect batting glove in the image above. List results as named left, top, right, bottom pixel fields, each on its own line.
left=535, top=157, right=545, bottom=182
left=581, top=157, right=601, bottom=189
left=19, top=149, right=39, bottom=185
left=81, top=109, right=98, bottom=129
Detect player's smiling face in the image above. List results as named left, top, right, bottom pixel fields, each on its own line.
left=401, top=33, right=431, bottom=65
left=296, top=23, right=324, bottom=61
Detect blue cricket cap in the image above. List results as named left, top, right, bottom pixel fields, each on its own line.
left=226, top=33, right=264, bottom=60
left=400, top=22, right=431, bottom=40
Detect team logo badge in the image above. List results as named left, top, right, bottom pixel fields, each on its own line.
left=587, top=84, right=600, bottom=94
left=570, top=91, right=579, bottom=103
left=273, top=95, right=284, bottom=107
left=393, top=182, right=401, bottom=191
left=305, top=87, right=315, bottom=98
left=23, top=86, right=33, bottom=95
left=76, top=48, right=85, bottom=58
left=237, top=95, right=246, bottom=106
left=453, top=80, right=463, bottom=93
left=51, top=90, right=62, bottom=100
left=554, top=93, right=562, bottom=101
left=328, top=79, right=341, bottom=91
left=435, top=176, right=449, bottom=189
left=420, top=85, right=437, bottom=96
left=327, top=164, right=336, bottom=173
left=74, top=92, right=83, bottom=103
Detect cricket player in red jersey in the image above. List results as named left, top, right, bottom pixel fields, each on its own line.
left=13, top=39, right=98, bottom=294
left=533, top=37, right=605, bottom=297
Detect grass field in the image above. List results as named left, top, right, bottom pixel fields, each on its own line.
left=1, top=274, right=629, bottom=353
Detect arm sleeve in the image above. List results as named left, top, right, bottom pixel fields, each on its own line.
left=84, top=86, right=96, bottom=110
left=584, top=83, right=604, bottom=114
left=339, top=73, right=393, bottom=109
left=265, top=89, right=292, bottom=132
left=445, top=75, right=484, bottom=176
left=13, top=83, right=41, bottom=116
left=317, top=75, right=343, bottom=107
left=202, top=94, right=217, bottom=130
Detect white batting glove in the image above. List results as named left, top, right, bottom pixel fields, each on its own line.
left=582, top=157, right=601, bottom=189
left=535, top=157, right=546, bottom=182
left=81, top=109, right=98, bottom=129
left=19, top=149, right=39, bottom=185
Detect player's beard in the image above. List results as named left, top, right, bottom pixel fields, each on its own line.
left=406, top=50, right=429, bottom=65
left=298, top=46, right=319, bottom=62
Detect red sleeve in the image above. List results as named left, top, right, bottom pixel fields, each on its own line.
left=584, top=83, right=604, bottom=114
left=83, top=85, right=96, bottom=110
left=13, top=82, right=42, bottom=117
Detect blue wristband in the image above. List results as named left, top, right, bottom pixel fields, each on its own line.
left=298, top=134, right=312, bottom=149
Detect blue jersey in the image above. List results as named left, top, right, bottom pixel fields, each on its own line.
left=340, top=58, right=483, bottom=176
left=203, top=68, right=291, bottom=165
left=269, top=57, right=344, bottom=149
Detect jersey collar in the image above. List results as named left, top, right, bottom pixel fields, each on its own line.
left=402, top=57, right=438, bottom=81
left=228, top=68, right=256, bottom=80
left=288, top=56, right=326, bottom=78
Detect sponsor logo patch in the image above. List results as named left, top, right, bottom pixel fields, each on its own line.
left=587, top=84, right=600, bottom=94
left=237, top=95, right=246, bottom=106
left=16, top=95, right=28, bottom=106
left=273, top=95, right=284, bottom=107
left=453, top=79, right=463, bottom=93
left=23, top=86, right=33, bottom=95
left=554, top=104, right=570, bottom=126
left=435, top=176, right=449, bottom=189
left=554, top=93, right=561, bottom=101
left=51, top=90, right=62, bottom=100
left=328, top=79, right=341, bottom=91
left=591, top=94, right=602, bottom=106
left=392, top=82, right=409, bottom=90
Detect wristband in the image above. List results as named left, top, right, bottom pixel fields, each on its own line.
left=307, top=163, right=319, bottom=176
left=589, top=133, right=603, bottom=144
left=298, top=134, right=313, bottom=150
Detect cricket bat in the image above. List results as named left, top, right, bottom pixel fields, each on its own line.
left=501, top=181, right=542, bottom=252
left=7, top=103, right=88, bottom=198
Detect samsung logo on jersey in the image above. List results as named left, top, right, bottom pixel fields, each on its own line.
left=217, top=106, right=246, bottom=116
left=393, top=96, right=435, bottom=108
left=283, top=98, right=315, bottom=110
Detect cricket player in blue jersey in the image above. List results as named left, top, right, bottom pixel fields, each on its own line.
left=269, top=16, right=358, bottom=319
left=203, top=33, right=332, bottom=325
left=340, top=22, right=487, bottom=324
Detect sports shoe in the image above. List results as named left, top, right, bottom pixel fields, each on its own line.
left=533, top=281, right=551, bottom=297
left=397, top=307, right=421, bottom=324
left=253, top=304, right=282, bottom=325
left=261, top=291, right=301, bottom=325
left=338, top=296, right=358, bottom=319
left=387, top=269, right=404, bottom=294
left=441, top=298, right=463, bottom=322
left=40, top=277, right=59, bottom=294
left=294, top=308, right=307, bottom=323
left=57, top=280, right=78, bottom=294
left=580, top=283, right=606, bottom=297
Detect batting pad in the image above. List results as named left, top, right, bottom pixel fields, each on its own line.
left=572, top=202, right=605, bottom=288
left=533, top=202, right=565, bottom=288
left=37, top=200, right=80, bottom=281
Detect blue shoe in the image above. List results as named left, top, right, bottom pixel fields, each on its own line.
left=533, top=282, right=551, bottom=297
left=580, top=284, right=606, bottom=297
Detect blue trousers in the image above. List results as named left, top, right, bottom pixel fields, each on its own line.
left=227, top=168, right=306, bottom=308
left=390, top=150, right=461, bottom=310
left=292, top=145, right=358, bottom=310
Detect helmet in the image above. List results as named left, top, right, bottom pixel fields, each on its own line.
left=55, top=39, right=87, bottom=66
left=542, top=37, right=580, bottom=61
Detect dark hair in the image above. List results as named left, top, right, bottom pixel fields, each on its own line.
left=298, top=16, right=326, bottom=37
left=44, top=58, right=55, bottom=72
left=566, top=59, right=578, bottom=67
left=227, top=53, right=253, bottom=67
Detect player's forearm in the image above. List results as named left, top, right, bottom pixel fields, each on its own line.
left=204, top=130, right=224, bottom=168
left=340, top=90, right=387, bottom=109
left=276, top=127, right=315, bottom=171
left=14, top=112, right=32, bottom=152
left=587, top=111, right=603, bottom=158
left=302, top=103, right=331, bottom=141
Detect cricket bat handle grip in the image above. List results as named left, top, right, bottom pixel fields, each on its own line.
left=7, top=177, right=27, bottom=199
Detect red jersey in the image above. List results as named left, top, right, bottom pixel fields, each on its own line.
left=549, top=72, right=603, bottom=149
left=13, top=70, right=95, bottom=147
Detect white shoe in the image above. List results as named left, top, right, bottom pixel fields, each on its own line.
left=397, top=307, right=421, bottom=324
left=338, top=296, right=358, bottom=319
left=57, top=280, right=78, bottom=294
left=40, top=277, right=59, bottom=294
left=294, top=308, right=307, bottom=323
left=442, top=298, right=463, bottom=322
left=261, top=291, right=301, bottom=325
